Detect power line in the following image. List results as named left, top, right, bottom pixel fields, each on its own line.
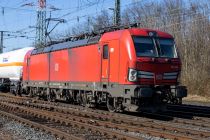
left=0, top=5, right=36, bottom=12
left=58, top=0, right=112, bottom=18
left=61, top=0, right=146, bottom=23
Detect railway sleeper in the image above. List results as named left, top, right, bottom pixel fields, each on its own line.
left=0, top=101, right=204, bottom=140
left=1, top=94, right=210, bottom=139
left=0, top=102, right=141, bottom=140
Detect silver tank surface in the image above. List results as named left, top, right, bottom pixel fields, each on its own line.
left=0, top=47, right=34, bottom=81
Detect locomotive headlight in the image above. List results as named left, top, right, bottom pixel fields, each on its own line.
left=128, top=68, right=138, bottom=82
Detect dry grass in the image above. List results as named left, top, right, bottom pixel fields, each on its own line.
left=183, top=94, right=210, bottom=103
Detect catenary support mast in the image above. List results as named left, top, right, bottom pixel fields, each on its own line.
left=36, top=0, right=47, bottom=48
left=0, top=31, right=3, bottom=54
left=115, top=0, right=120, bottom=26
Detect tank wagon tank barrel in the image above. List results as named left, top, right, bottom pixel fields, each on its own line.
left=0, top=47, right=34, bottom=93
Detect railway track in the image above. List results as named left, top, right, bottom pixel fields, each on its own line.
left=0, top=101, right=142, bottom=140
left=167, top=104, right=210, bottom=117
left=0, top=110, right=80, bottom=140
left=0, top=93, right=210, bottom=139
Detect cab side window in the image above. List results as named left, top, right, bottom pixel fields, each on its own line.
left=103, top=45, right=109, bottom=59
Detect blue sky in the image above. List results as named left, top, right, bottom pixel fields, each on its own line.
left=0, top=0, right=141, bottom=52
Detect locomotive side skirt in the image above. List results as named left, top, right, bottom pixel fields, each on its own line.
left=22, top=80, right=153, bottom=98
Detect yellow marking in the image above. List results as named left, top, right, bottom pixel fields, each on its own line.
left=0, top=62, right=23, bottom=67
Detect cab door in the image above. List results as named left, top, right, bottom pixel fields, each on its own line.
left=26, top=57, right=30, bottom=81
left=101, top=44, right=110, bottom=86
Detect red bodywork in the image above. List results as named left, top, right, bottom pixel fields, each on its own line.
left=23, top=28, right=181, bottom=87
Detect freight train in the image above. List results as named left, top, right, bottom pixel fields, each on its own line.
left=0, top=26, right=187, bottom=112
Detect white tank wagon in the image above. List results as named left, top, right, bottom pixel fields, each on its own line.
left=0, top=47, right=34, bottom=93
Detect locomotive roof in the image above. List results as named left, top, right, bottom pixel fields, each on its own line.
left=31, top=27, right=173, bottom=55
left=128, top=28, right=173, bottom=38
left=31, top=35, right=101, bottom=55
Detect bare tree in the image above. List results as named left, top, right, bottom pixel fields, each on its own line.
left=55, top=0, right=210, bottom=96
left=90, top=10, right=112, bottom=30
left=122, top=0, right=210, bottom=96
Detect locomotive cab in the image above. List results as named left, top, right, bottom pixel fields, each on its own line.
left=124, top=30, right=187, bottom=111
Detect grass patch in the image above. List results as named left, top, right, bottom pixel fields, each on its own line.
left=183, top=94, right=210, bottom=103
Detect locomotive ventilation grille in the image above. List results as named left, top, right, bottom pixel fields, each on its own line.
left=163, top=72, right=178, bottom=80
left=138, top=71, right=154, bottom=79
left=137, top=71, right=178, bottom=80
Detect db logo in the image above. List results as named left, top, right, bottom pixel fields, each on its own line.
left=55, top=63, right=59, bottom=71
left=156, top=74, right=162, bottom=80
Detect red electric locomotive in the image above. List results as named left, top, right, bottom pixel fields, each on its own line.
left=21, top=25, right=187, bottom=112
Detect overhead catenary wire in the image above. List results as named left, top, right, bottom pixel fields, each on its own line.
left=0, top=5, right=36, bottom=12
left=0, top=0, right=209, bottom=51
left=61, top=0, right=148, bottom=23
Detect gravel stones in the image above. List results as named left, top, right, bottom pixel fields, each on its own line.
left=0, top=117, right=57, bottom=140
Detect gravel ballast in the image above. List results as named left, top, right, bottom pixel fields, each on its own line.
left=0, top=116, right=57, bottom=140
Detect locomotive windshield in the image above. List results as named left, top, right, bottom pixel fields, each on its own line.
left=158, top=39, right=177, bottom=58
left=133, top=36, right=178, bottom=58
left=133, top=37, right=158, bottom=57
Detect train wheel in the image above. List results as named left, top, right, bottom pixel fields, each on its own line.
left=47, top=93, right=56, bottom=102
left=81, top=93, right=90, bottom=108
left=107, top=97, right=116, bottom=112
left=178, top=98, right=182, bottom=104
left=29, top=88, right=34, bottom=97
left=171, top=98, right=182, bottom=105
left=66, top=95, right=73, bottom=103
left=174, top=98, right=182, bottom=105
